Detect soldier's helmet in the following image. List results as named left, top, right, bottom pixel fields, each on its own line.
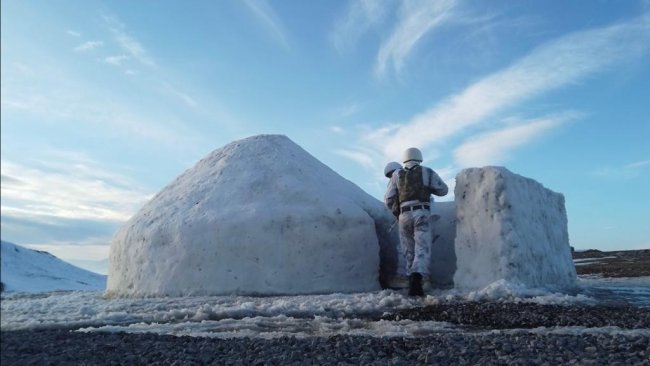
left=384, top=161, right=402, bottom=178
left=402, top=147, right=423, bottom=163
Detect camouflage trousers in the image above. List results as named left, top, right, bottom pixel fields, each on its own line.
left=398, top=209, right=432, bottom=276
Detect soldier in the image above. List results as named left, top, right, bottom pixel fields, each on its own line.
left=384, top=148, right=448, bottom=296
left=383, top=161, right=408, bottom=289
left=383, top=161, right=402, bottom=179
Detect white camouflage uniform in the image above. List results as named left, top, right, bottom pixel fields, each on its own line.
left=384, top=161, right=448, bottom=277
left=385, top=165, right=407, bottom=285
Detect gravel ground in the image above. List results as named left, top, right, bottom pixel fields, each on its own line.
left=2, top=327, right=648, bottom=366
left=3, top=250, right=649, bottom=365
left=382, top=302, right=650, bottom=329
left=2, top=302, right=649, bottom=365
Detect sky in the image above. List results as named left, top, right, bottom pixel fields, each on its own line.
left=2, top=0, right=649, bottom=269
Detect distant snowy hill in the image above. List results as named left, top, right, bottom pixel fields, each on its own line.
left=1, top=240, right=106, bottom=293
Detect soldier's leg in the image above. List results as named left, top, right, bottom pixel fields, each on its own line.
left=387, top=215, right=410, bottom=289
left=411, top=211, right=433, bottom=277
left=396, top=244, right=408, bottom=277
left=398, top=212, right=416, bottom=275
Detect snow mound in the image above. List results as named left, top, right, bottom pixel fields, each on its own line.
left=107, top=135, right=398, bottom=297
left=0, top=240, right=106, bottom=293
left=453, top=167, right=577, bottom=291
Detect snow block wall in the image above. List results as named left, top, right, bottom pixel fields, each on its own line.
left=107, top=135, right=399, bottom=297
left=453, top=167, right=577, bottom=291
left=429, top=202, right=456, bottom=288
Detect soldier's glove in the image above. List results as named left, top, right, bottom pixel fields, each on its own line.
left=390, top=201, right=400, bottom=218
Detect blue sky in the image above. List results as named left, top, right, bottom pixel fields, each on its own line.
left=2, top=0, right=649, bottom=266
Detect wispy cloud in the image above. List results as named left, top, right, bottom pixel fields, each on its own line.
left=625, top=160, right=650, bottom=169
left=160, top=81, right=199, bottom=109
left=354, top=14, right=650, bottom=163
left=0, top=153, right=147, bottom=260
left=104, top=16, right=156, bottom=67
left=74, top=40, right=103, bottom=52
left=66, top=30, right=81, bottom=37
left=593, top=159, right=650, bottom=180
left=1, top=78, right=202, bottom=148
left=1, top=213, right=118, bottom=262
left=101, top=16, right=204, bottom=110
left=1, top=157, right=150, bottom=224
left=330, top=126, right=345, bottom=135
left=453, top=113, right=578, bottom=167
left=24, top=243, right=110, bottom=263
left=104, top=55, right=129, bottom=66
left=332, top=102, right=361, bottom=120
left=242, top=0, right=291, bottom=49
left=331, top=0, right=389, bottom=53
left=335, top=148, right=376, bottom=169
left=375, top=0, right=457, bottom=77
left=593, top=168, right=648, bottom=181
left=3, top=19, right=213, bottom=147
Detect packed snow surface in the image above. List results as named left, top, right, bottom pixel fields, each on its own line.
left=3, top=236, right=647, bottom=339
left=453, top=167, right=577, bottom=291
left=2, top=276, right=648, bottom=338
left=0, top=241, right=106, bottom=293
left=108, top=135, right=398, bottom=297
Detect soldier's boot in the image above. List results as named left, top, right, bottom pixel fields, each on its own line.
left=408, top=272, right=424, bottom=297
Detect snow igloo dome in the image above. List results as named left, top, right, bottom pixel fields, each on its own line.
left=106, top=135, right=398, bottom=297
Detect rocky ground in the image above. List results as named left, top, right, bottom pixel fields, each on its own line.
left=2, top=326, right=648, bottom=366
left=381, top=302, right=650, bottom=329
left=572, top=249, right=650, bottom=277
left=2, top=250, right=649, bottom=365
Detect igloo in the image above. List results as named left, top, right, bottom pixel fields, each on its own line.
left=107, top=135, right=399, bottom=297
left=452, top=167, right=577, bottom=291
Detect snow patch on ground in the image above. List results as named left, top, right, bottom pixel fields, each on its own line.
left=573, top=257, right=618, bottom=263
left=573, top=257, right=618, bottom=266
left=459, top=279, right=595, bottom=305
left=76, top=318, right=460, bottom=339
left=577, top=275, right=650, bottom=306
left=3, top=276, right=646, bottom=338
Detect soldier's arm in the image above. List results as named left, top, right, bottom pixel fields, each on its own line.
left=384, top=174, right=400, bottom=216
left=426, top=168, right=448, bottom=197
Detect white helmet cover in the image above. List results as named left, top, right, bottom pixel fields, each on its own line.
left=402, top=147, right=423, bottom=163
left=384, top=161, right=402, bottom=177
